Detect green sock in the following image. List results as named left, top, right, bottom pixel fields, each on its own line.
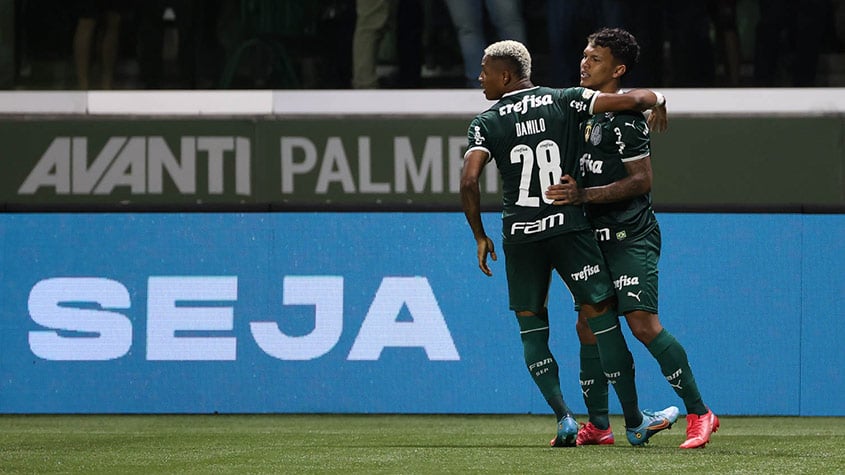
left=580, top=343, right=610, bottom=430
left=586, top=310, right=642, bottom=428
left=517, top=310, right=571, bottom=421
left=647, top=329, right=707, bottom=416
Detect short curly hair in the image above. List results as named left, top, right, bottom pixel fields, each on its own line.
left=483, top=40, right=532, bottom=79
left=587, top=27, right=640, bottom=74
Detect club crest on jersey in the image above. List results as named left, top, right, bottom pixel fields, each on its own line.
left=590, top=123, right=602, bottom=145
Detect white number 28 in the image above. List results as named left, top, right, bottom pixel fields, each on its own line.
left=510, top=139, right=562, bottom=207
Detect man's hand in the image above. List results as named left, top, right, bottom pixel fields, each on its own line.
left=545, top=174, right=584, bottom=205
left=647, top=102, right=668, bottom=133
left=475, top=236, right=497, bottom=276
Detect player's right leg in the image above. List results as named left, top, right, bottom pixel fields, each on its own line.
left=630, top=314, right=714, bottom=447
left=680, top=408, right=720, bottom=448
left=554, top=231, right=644, bottom=430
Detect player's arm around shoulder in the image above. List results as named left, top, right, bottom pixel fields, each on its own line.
left=593, top=90, right=668, bottom=133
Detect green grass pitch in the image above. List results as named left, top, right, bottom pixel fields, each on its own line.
left=0, top=414, right=842, bottom=474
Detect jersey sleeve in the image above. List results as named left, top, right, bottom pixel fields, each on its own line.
left=609, top=113, right=650, bottom=161
left=559, top=86, right=598, bottom=121
left=464, top=115, right=493, bottom=163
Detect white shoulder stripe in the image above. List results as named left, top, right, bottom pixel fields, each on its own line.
left=620, top=152, right=650, bottom=163
left=465, top=146, right=492, bottom=163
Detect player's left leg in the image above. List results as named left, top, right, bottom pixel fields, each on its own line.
left=515, top=309, right=575, bottom=428
left=504, top=240, right=578, bottom=447
left=575, top=312, right=614, bottom=445
left=582, top=302, right=675, bottom=441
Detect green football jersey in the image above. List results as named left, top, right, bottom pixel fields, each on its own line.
left=578, top=110, right=657, bottom=244
left=465, top=86, right=597, bottom=244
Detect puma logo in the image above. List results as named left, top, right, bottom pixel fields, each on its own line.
left=627, top=290, right=642, bottom=302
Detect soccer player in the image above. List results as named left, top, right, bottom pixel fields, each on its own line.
left=545, top=27, right=720, bottom=449
left=459, top=39, right=678, bottom=447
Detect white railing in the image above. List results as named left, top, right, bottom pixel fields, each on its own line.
left=1, top=88, right=844, bottom=116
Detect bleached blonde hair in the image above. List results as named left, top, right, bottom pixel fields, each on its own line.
left=483, top=40, right=532, bottom=79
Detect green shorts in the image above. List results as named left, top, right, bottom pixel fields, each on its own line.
left=503, top=229, right=615, bottom=314
left=600, top=224, right=661, bottom=315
